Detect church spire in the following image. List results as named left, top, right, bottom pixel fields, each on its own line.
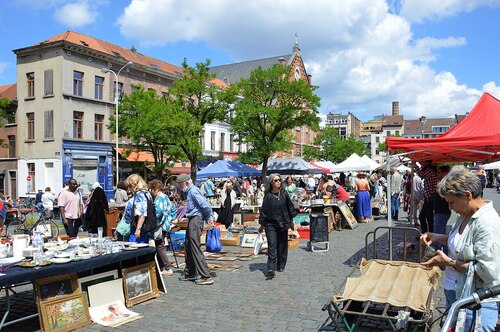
left=293, top=32, right=301, bottom=54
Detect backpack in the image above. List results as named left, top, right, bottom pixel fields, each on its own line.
left=131, top=190, right=158, bottom=236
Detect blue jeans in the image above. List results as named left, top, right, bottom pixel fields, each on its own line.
left=444, top=288, right=499, bottom=331
left=434, top=213, right=451, bottom=254
left=391, top=193, right=400, bottom=219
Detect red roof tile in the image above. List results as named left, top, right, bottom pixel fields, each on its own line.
left=37, top=31, right=183, bottom=77
left=0, top=84, right=17, bottom=101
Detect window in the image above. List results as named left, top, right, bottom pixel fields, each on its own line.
left=44, top=69, right=53, bottom=96
left=95, top=76, right=104, bottom=100
left=200, top=130, right=205, bottom=149
left=229, top=134, right=234, bottom=152
left=395, top=130, right=400, bottom=136
left=73, top=71, right=84, bottom=96
left=73, top=111, right=84, bottom=139
left=432, top=126, right=450, bottom=133
left=210, top=131, right=215, bottom=150
left=220, top=133, right=225, bottom=152
left=375, top=137, right=380, bottom=143
left=26, top=72, right=35, bottom=98
left=8, top=135, right=15, bottom=157
left=28, top=163, right=35, bottom=190
left=95, top=114, right=104, bottom=140
left=27, top=113, right=35, bottom=140
left=44, top=110, right=53, bottom=139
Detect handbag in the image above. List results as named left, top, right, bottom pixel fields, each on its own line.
left=206, top=227, right=222, bottom=253
left=116, top=218, right=131, bottom=237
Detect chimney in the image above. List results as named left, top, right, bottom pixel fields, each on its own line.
left=392, top=101, right=399, bottom=115
left=278, top=57, right=286, bottom=66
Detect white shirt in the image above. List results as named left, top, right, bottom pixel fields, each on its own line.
left=41, top=191, right=55, bottom=210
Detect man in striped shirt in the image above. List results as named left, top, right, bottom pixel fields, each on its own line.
left=416, top=160, right=438, bottom=234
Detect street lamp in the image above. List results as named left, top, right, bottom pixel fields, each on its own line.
left=101, top=61, right=133, bottom=185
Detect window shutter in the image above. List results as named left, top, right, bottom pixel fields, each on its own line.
left=44, top=69, right=54, bottom=95
left=44, top=110, right=54, bottom=138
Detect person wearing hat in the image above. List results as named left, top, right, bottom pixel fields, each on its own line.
left=176, top=174, right=215, bottom=285
left=355, top=172, right=372, bottom=223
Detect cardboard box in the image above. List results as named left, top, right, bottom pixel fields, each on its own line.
left=221, top=236, right=240, bottom=246
left=288, top=238, right=300, bottom=248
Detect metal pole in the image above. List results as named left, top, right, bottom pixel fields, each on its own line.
left=113, top=71, right=119, bottom=185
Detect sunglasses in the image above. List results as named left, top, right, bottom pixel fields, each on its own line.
left=273, top=179, right=281, bottom=182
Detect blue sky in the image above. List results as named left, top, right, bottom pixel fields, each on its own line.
left=1, top=0, right=500, bottom=122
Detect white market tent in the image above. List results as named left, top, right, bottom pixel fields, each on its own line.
left=361, top=155, right=381, bottom=171
left=483, top=160, right=500, bottom=170
left=332, top=153, right=371, bottom=172
left=310, top=161, right=336, bottom=173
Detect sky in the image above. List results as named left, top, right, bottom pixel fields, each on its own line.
left=1, top=0, right=500, bottom=122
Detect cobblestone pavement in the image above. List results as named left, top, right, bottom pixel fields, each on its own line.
left=2, top=188, right=500, bottom=331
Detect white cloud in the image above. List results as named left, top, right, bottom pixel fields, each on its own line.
left=53, top=1, right=98, bottom=28
left=116, top=0, right=495, bottom=121
left=399, top=0, right=500, bottom=23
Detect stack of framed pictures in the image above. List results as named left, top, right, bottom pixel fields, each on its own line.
left=34, top=274, right=91, bottom=332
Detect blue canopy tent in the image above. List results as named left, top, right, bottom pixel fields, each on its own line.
left=197, top=160, right=262, bottom=179
left=258, top=157, right=323, bottom=175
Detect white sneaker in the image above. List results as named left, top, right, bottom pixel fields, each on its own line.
left=161, top=269, right=174, bottom=276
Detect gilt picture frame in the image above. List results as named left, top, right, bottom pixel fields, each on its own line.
left=39, top=292, right=91, bottom=332
left=121, top=261, right=160, bottom=307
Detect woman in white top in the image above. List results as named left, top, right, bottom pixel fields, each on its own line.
left=41, top=187, right=55, bottom=219
left=421, top=166, right=500, bottom=331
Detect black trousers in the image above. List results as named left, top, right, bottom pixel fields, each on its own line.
left=63, top=218, right=82, bottom=237
left=419, top=199, right=434, bottom=234
left=264, top=223, right=289, bottom=272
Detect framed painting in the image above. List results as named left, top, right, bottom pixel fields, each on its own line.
left=337, top=203, right=358, bottom=229
left=232, top=212, right=243, bottom=225
left=121, top=261, right=160, bottom=307
left=35, top=274, right=79, bottom=303
left=77, top=270, right=119, bottom=306
left=241, top=234, right=258, bottom=248
left=39, top=292, right=91, bottom=332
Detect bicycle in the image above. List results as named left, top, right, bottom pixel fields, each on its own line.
left=5, top=211, right=60, bottom=238
left=441, top=284, right=500, bottom=331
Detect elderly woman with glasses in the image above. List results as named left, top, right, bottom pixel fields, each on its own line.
left=421, top=166, right=500, bottom=331
left=258, top=174, right=297, bottom=280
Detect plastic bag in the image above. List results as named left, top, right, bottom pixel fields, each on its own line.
left=253, top=232, right=266, bottom=255
left=206, top=227, right=222, bottom=253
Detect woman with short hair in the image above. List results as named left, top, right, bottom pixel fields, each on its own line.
left=421, top=165, right=500, bottom=331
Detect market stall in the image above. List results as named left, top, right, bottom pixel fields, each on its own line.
left=0, top=240, right=156, bottom=329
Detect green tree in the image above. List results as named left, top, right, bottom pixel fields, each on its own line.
left=303, top=127, right=368, bottom=162
left=0, top=97, right=13, bottom=146
left=167, top=59, right=237, bottom=178
left=231, top=64, right=321, bottom=177
left=115, top=85, right=184, bottom=179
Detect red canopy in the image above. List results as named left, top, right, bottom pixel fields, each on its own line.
left=386, top=93, right=500, bottom=163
